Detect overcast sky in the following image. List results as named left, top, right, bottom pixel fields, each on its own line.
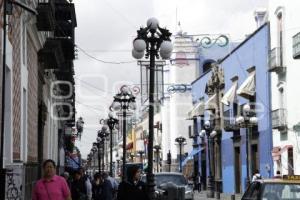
left=73, top=0, right=268, bottom=158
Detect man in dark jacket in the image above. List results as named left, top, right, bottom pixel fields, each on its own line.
left=71, top=170, right=88, bottom=200
left=117, top=165, right=149, bottom=200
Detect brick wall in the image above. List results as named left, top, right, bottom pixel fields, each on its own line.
left=27, top=34, right=38, bottom=162
left=8, top=8, right=22, bottom=160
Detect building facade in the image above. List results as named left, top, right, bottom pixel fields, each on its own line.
left=0, top=0, right=77, bottom=199
left=268, top=0, right=300, bottom=176
left=191, top=23, right=273, bottom=197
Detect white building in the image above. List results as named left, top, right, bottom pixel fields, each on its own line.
left=161, top=32, right=199, bottom=172
left=268, top=0, right=300, bottom=175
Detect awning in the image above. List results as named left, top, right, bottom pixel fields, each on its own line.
left=187, top=101, right=205, bottom=119
left=205, top=94, right=217, bottom=110
left=182, top=148, right=202, bottom=167
left=222, top=81, right=238, bottom=106
left=237, top=71, right=255, bottom=99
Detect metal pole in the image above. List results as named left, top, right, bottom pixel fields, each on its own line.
left=215, top=74, right=221, bottom=199
left=207, top=134, right=214, bottom=198
left=98, top=145, right=101, bottom=173
left=110, top=126, right=113, bottom=176
left=156, top=150, right=159, bottom=173
left=245, top=125, right=251, bottom=187
left=179, top=143, right=182, bottom=172
left=0, top=1, right=7, bottom=198
left=147, top=36, right=155, bottom=200
left=248, top=126, right=253, bottom=182
left=122, top=110, right=127, bottom=181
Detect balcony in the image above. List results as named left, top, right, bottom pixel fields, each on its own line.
left=55, top=20, right=75, bottom=39
left=293, top=32, right=300, bottom=59
left=269, top=47, right=285, bottom=73
left=36, top=0, right=56, bottom=31
left=272, top=108, right=287, bottom=130
left=55, top=0, right=77, bottom=27
left=223, top=109, right=239, bottom=131
left=58, top=38, right=75, bottom=60
left=38, top=38, right=65, bottom=69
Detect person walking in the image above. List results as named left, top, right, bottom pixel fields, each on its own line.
left=117, top=165, right=148, bottom=200
left=91, top=173, right=102, bottom=200
left=252, top=169, right=262, bottom=182
left=32, top=159, right=71, bottom=200
left=103, top=172, right=118, bottom=199
left=71, top=170, right=91, bottom=200
left=92, top=173, right=113, bottom=200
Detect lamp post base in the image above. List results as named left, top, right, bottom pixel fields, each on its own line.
left=207, top=176, right=214, bottom=198
left=147, top=173, right=156, bottom=200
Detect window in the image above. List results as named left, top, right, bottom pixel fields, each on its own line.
left=288, top=147, right=294, bottom=175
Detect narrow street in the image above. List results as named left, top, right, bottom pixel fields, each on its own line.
left=1, top=0, right=300, bottom=200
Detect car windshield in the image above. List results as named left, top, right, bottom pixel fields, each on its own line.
left=155, top=174, right=187, bottom=186
left=262, top=183, right=300, bottom=200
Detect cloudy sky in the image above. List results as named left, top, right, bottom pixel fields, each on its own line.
left=73, top=0, right=268, bottom=158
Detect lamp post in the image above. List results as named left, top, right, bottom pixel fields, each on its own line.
left=112, top=85, right=136, bottom=181
left=98, top=126, right=109, bottom=172
left=107, top=111, right=119, bottom=177
left=236, top=104, right=258, bottom=188
left=202, top=120, right=217, bottom=198
left=93, top=142, right=101, bottom=173
left=76, top=117, right=84, bottom=140
left=132, top=18, right=172, bottom=199
left=205, top=62, right=224, bottom=199
left=175, top=136, right=186, bottom=173
left=153, top=145, right=161, bottom=173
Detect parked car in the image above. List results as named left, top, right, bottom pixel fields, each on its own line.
left=241, top=175, right=300, bottom=200
left=142, top=172, right=194, bottom=200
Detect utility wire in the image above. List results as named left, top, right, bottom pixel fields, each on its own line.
left=76, top=45, right=136, bottom=64
left=76, top=101, right=104, bottom=113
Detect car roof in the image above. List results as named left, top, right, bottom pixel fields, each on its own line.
left=154, top=172, right=184, bottom=176
left=254, top=178, right=300, bottom=184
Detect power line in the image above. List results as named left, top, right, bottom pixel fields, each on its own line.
left=75, top=76, right=114, bottom=95
left=76, top=45, right=136, bottom=64
left=76, top=101, right=104, bottom=113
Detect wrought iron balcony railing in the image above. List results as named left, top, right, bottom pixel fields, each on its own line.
left=269, top=47, right=285, bottom=72
left=272, top=108, right=287, bottom=130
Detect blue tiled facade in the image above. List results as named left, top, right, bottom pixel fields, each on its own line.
left=191, top=24, right=273, bottom=194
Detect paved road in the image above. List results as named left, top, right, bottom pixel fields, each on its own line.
left=194, top=192, right=216, bottom=200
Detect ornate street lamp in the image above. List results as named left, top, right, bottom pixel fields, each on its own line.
left=107, top=111, right=119, bottom=177
left=112, top=85, right=136, bottom=181
left=98, top=126, right=109, bottom=172
left=132, top=18, right=172, bottom=199
left=93, top=142, right=100, bottom=173
left=236, top=104, right=258, bottom=187
left=175, top=136, right=186, bottom=173
left=76, top=117, right=84, bottom=140
left=201, top=120, right=217, bottom=198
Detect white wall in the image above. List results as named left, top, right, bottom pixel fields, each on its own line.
left=269, top=0, right=300, bottom=175
left=161, top=34, right=199, bottom=164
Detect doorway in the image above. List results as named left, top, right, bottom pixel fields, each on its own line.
left=234, top=146, right=241, bottom=193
